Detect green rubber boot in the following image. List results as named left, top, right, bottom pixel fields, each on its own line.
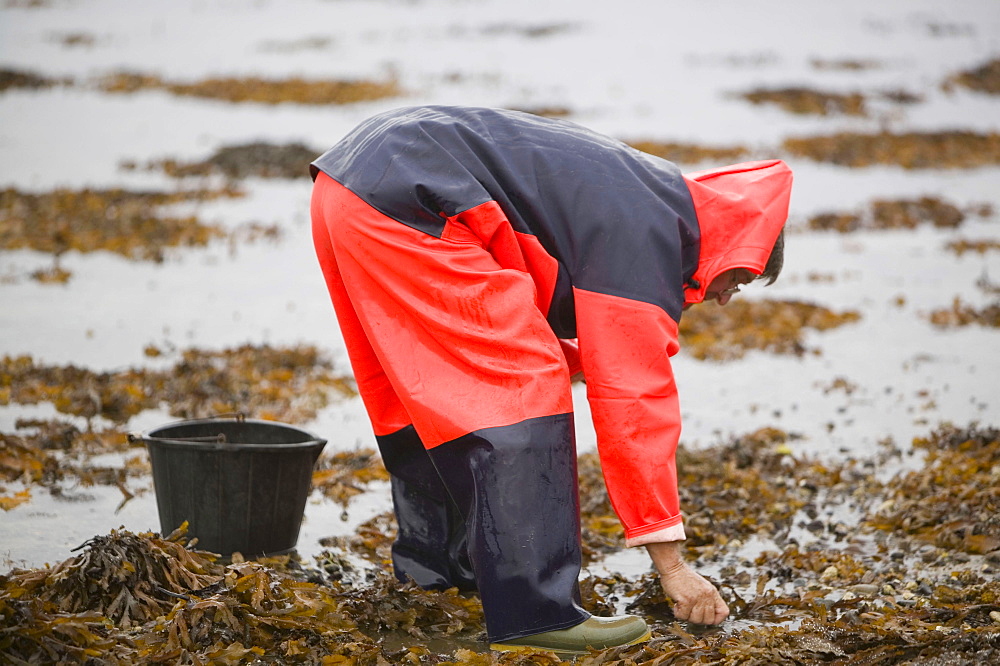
left=490, top=615, right=651, bottom=655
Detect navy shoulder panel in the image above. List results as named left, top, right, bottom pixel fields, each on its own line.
left=312, top=106, right=700, bottom=321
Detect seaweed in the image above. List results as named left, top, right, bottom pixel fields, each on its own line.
left=0, top=67, right=67, bottom=92
left=0, top=344, right=355, bottom=425
left=865, top=424, right=1000, bottom=554
left=945, top=238, right=1000, bottom=256
left=4, top=425, right=1000, bottom=663
left=479, top=23, right=577, bottom=39
left=0, top=419, right=144, bottom=509
left=947, top=58, right=1000, bottom=95
left=739, top=87, right=867, bottom=116
left=782, top=130, right=1000, bottom=168
left=927, top=298, right=1000, bottom=328
left=313, top=449, right=391, bottom=507
left=627, top=140, right=749, bottom=166
left=811, top=58, right=882, bottom=71
left=97, top=71, right=402, bottom=105
left=678, top=299, right=861, bottom=361
left=507, top=106, right=574, bottom=119
left=132, top=142, right=322, bottom=180
left=0, top=186, right=263, bottom=283
left=806, top=196, right=977, bottom=232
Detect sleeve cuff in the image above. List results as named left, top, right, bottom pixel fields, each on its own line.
left=624, top=522, right=686, bottom=547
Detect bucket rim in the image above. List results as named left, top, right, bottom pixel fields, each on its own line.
left=134, top=417, right=327, bottom=451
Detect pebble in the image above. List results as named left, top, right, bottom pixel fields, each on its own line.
left=848, top=584, right=879, bottom=597
left=990, top=611, right=1000, bottom=625
left=882, top=583, right=897, bottom=595
left=821, top=566, right=839, bottom=583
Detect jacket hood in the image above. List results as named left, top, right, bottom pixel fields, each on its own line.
left=682, top=159, right=793, bottom=305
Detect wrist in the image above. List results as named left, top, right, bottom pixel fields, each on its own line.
left=645, top=540, right=686, bottom=575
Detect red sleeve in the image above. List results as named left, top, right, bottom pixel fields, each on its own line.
left=573, top=287, right=686, bottom=545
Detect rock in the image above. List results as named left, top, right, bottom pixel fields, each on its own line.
left=848, top=584, right=879, bottom=597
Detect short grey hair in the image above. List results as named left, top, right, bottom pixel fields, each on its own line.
left=757, top=228, right=784, bottom=286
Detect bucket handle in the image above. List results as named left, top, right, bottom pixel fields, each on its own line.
left=126, top=412, right=246, bottom=444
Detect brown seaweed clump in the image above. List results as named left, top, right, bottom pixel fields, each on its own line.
left=946, top=238, right=1000, bottom=256
left=947, top=58, right=1000, bottom=95
left=739, top=87, right=867, bottom=116
left=0, top=187, right=236, bottom=260
left=866, top=424, right=1000, bottom=554
left=811, top=58, right=882, bottom=71
left=627, top=140, right=749, bottom=166
left=927, top=297, right=1000, bottom=328
left=0, top=67, right=67, bottom=92
left=0, top=186, right=263, bottom=283
left=0, top=419, right=147, bottom=510
left=0, top=344, right=355, bottom=426
left=479, top=22, right=577, bottom=38
left=506, top=105, right=574, bottom=119
left=783, top=130, right=1000, bottom=168
left=576, top=427, right=878, bottom=561
left=0, top=526, right=489, bottom=664
left=97, top=71, right=402, bottom=106
left=4, top=423, right=1000, bottom=663
left=807, top=196, right=972, bottom=232
left=312, top=449, right=390, bottom=507
left=133, top=142, right=322, bottom=181
left=678, top=298, right=861, bottom=361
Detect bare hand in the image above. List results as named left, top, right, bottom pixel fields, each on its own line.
left=646, top=542, right=729, bottom=625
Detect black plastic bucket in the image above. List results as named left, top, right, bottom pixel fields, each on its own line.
left=137, top=417, right=327, bottom=558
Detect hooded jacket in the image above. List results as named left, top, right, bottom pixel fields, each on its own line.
left=311, top=105, right=792, bottom=546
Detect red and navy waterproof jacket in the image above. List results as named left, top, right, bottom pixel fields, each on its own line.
left=311, top=105, right=792, bottom=546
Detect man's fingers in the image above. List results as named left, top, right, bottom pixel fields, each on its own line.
left=715, top=596, right=731, bottom=623
left=674, top=593, right=729, bottom=626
